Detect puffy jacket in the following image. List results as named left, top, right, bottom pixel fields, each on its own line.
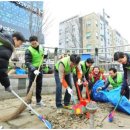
left=0, top=32, right=14, bottom=72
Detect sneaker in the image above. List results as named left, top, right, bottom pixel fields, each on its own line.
left=36, top=101, right=46, bottom=107
left=63, top=105, right=72, bottom=110
left=57, top=108, right=62, bottom=114
left=0, top=126, right=3, bottom=129
left=5, top=86, right=12, bottom=92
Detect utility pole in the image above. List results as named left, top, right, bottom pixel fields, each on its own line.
left=103, top=8, right=107, bottom=61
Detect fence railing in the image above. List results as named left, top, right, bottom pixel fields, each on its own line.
left=12, top=44, right=130, bottom=72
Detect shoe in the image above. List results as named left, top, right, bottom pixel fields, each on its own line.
left=5, top=86, right=12, bottom=92
left=63, top=105, right=72, bottom=110
left=57, top=108, right=62, bottom=114
left=36, top=101, right=46, bottom=107
left=0, top=126, right=4, bottom=129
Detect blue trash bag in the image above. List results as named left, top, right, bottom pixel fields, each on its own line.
left=92, top=80, right=130, bottom=115
left=16, top=68, right=26, bottom=75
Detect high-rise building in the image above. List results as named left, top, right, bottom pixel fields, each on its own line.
left=59, top=15, right=82, bottom=54
left=59, top=12, right=128, bottom=61
left=0, top=1, right=44, bottom=43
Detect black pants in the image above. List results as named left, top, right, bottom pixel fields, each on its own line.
left=124, top=87, right=129, bottom=99
left=27, top=71, right=43, bottom=103
left=0, top=71, right=10, bottom=89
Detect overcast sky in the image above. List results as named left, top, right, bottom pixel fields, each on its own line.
left=44, top=0, right=130, bottom=47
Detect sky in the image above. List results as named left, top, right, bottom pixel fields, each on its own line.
left=44, top=0, right=130, bottom=47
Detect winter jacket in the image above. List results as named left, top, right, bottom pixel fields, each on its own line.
left=0, top=32, right=14, bottom=72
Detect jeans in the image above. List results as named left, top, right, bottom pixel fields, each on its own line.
left=54, top=70, right=72, bottom=108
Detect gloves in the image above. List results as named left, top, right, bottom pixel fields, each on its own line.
left=120, top=89, right=125, bottom=96
left=67, top=87, right=73, bottom=96
left=34, top=70, right=40, bottom=75
left=83, top=81, right=88, bottom=87
left=96, top=87, right=102, bottom=92
left=77, top=79, right=82, bottom=86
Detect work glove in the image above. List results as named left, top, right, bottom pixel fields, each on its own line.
left=96, top=87, right=102, bottom=92
left=83, top=81, right=88, bottom=87
left=34, top=70, right=40, bottom=75
left=67, top=87, right=73, bottom=96
left=77, top=79, right=82, bottom=86
left=120, top=89, right=126, bottom=96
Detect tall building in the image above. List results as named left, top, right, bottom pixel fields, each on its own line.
left=82, top=12, right=113, bottom=60
left=59, top=12, right=128, bottom=61
left=0, top=1, right=44, bottom=43
left=59, top=15, right=82, bottom=54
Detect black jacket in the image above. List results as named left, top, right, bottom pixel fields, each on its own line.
left=0, top=32, right=14, bottom=72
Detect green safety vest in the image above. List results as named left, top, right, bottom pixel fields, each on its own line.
left=91, top=74, right=103, bottom=83
left=72, top=61, right=89, bottom=75
left=55, top=56, right=75, bottom=75
left=0, top=42, right=3, bottom=46
left=125, top=66, right=130, bottom=70
left=28, top=46, right=44, bottom=67
left=108, top=72, right=122, bottom=89
left=80, top=61, right=89, bottom=75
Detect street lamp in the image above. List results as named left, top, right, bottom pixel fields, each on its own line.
left=103, top=8, right=110, bottom=61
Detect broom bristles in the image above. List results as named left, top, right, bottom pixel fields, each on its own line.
left=0, top=88, right=33, bottom=122
left=0, top=59, right=43, bottom=122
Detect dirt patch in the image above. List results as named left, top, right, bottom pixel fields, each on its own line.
left=0, top=94, right=130, bottom=129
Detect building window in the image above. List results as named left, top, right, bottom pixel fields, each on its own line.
left=96, top=32, right=98, bottom=39
left=86, top=44, right=92, bottom=52
left=100, top=23, right=102, bottom=30
left=95, top=20, right=98, bottom=27
left=86, top=32, right=91, bottom=39
left=86, top=20, right=91, bottom=27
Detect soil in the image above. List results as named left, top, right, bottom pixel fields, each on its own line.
left=0, top=94, right=130, bottom=129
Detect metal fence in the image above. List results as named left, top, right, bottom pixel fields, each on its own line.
left=12, top=44, right=130, bottom=72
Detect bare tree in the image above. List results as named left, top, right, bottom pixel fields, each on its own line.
left=64, top=16, right=81, bottom=53
left=29, top=1, right=54, bottom=44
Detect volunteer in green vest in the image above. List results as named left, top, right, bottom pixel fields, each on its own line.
left=114, top=52, right=130, bottom=99
left=54, top=54, right=82, bottom=113
left=0, top=30, right=25, bottom=92
left=73, top=58, right=94, bottom=100
left=25, top=36, right=45, bottom=106
left=97, top=68, right=123, bottom=92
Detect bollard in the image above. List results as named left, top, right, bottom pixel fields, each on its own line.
left=86, top=101, right=98, bottom=129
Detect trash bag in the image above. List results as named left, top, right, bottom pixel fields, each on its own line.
left=15, top=68, right=26, bottom=75
left=92, top=80, right=130, bottom=114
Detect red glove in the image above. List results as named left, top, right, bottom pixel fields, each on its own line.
left=83, top=81, right=88, bottom=87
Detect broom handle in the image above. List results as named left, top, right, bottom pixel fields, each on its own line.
left=113, top=95, right=123, bottom=112
left=76, top=82, right=82, bottom=101
left=29, top=56, right=44, bottom=92
left=11, top=90, right=40, bottom=117
left=86, top=84, right=90, bottom=102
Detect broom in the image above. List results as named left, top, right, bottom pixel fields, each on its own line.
left=0, top=57, right=43, bottom=122
left=108, top=95, right=123, bottom=122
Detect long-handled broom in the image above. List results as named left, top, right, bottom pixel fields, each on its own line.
left=11, top=90, right=52, bottom=129
left=0, top=57, right=43, bottom=122
left=108, top=95, right=123, bottom=122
